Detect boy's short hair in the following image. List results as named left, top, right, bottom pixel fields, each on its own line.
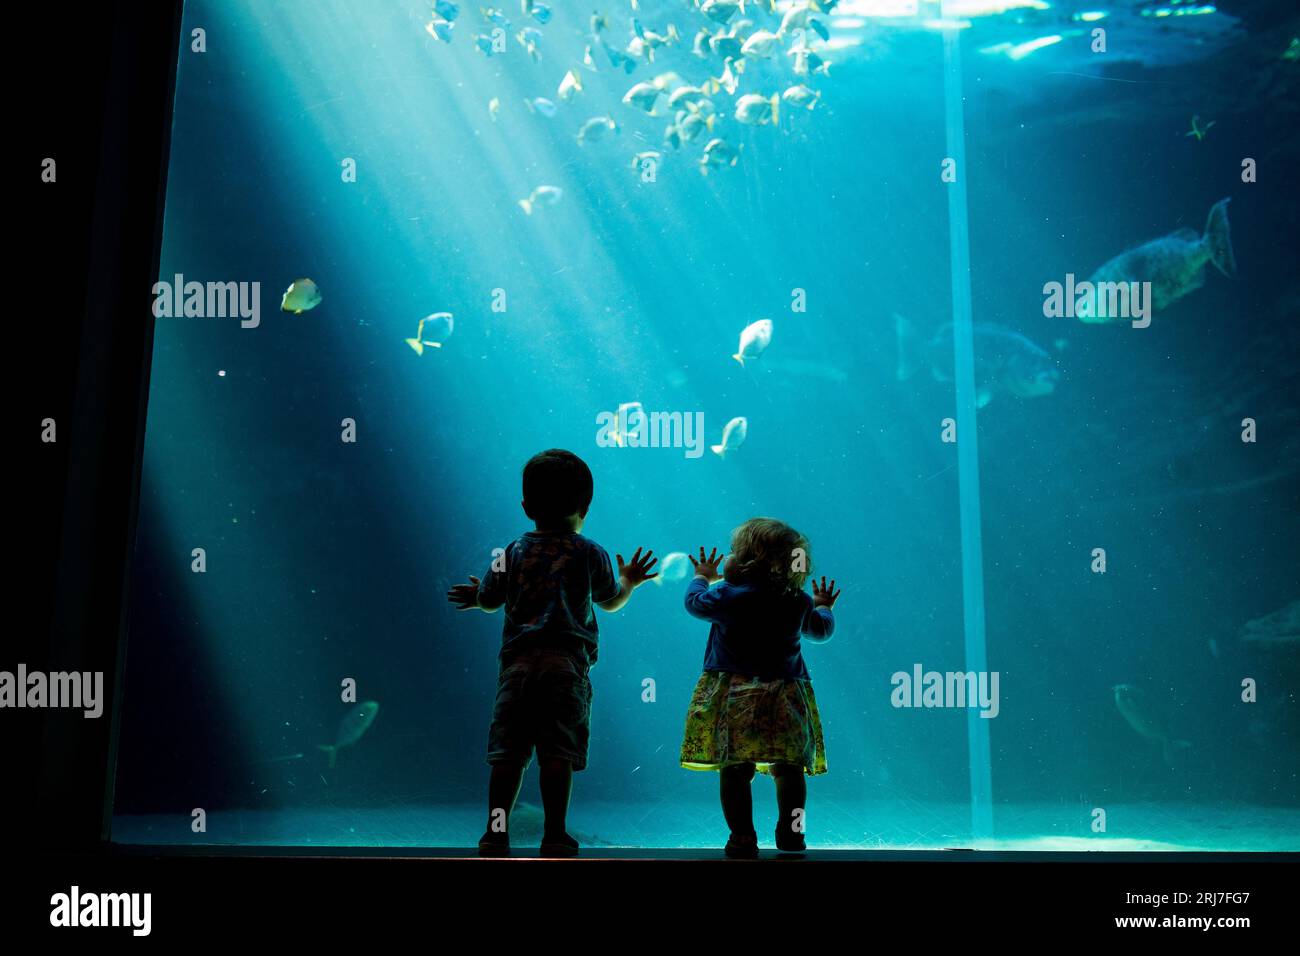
left=522, top=449, right=594, bottom=522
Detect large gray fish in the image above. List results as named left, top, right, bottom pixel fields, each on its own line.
left=894, top=314, right=1059, bottom=409
left=317, top=700, right=380, bottom=768
left=1077, top=198, right=1237, bottom=322
left=1112, top=685, right=1191, bottom=767
left=1241, top=599, right=1300, bottom=644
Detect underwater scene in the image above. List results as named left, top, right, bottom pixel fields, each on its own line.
left=112, top=0, right=1300, bottom=852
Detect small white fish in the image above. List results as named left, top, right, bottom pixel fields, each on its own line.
left=778, top=2, right=812, bottom=36
left=711, top=58, right=743, bottom=95
left=699, top=137, right=739, bottom=174
left=622, top=82, right=662, bottom=113
left=558, top=69, right=583, bottom=101
left=426, top=17, right=453, bottom=43
left=741, top=29, right=780, bottom=58
left=789, top=45, right=830, bottom=76
left=641, top=24, right=680, bottom=53
left=525, top=97, right=557, bottom=117
left=488, top=96, right=501, bottom=120
left=735, top=93, right=779, bottom=126
left=517, top=26, right=542, bottom=60
left=405, top=312, right=454, bottom=355
left=677, top=108, right=714, bottom=142
left=701, top=0, right=743, bottom=25
left=610, top=401, right=645, bottom=447
left=524, top=0, right=551, bottom=24
left=280, top=278, right=322, bottom=314
left=668, top=85, right=709, bottom=109
left=711, top=416, right=748, bottom=458
left=782, top=84, right=820, bottom=110
left=652, top=552, right=693, bottom=585
left=577, top=115, right=619, bottom=144
left=518, top=185, right=563, bottom=215
left=733, top=318, right=772, bottom=366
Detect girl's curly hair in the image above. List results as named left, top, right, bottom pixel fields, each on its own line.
left=723, top=517, right=811, bottom=594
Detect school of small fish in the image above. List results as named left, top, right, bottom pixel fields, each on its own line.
left=406, top=1, right=1241, bottom=456
left=424, top=0, right=842, bottom=204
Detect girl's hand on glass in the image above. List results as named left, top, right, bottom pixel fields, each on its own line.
left=811, top=576, right=841, bottom=609
left=689, top=546, right=725, bottom=584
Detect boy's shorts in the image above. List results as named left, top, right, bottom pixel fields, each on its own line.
left=487, top=648, right=592, bottom=771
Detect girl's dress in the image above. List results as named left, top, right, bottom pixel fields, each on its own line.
left=678, top=575, right=832, bottom=776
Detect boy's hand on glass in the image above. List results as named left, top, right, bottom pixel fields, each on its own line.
left=811, top=576, right=841, bottom=609
left=447, top=576, right=482, bottom=610
left=689, top=546, right=724, bottom=584
left=617, top=547, right=658, bottom=588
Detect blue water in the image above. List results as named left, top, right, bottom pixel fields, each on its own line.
left=112, top=0, right=1300, bottom=851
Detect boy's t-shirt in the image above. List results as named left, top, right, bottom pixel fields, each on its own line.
left=478, top=531, right=620, bottom=671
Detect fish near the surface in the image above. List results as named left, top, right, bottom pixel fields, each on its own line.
left=523, top=0, right=551, bottom=25
left=1112, top=685, right=1191, bottom=767
left=735, top=92, right=779, bottom=126
left=894, top=313, right=1058, bottom=409
left=524, top=96, right=557, bottom=117
left=782, top=84, right=820, bottom=110
left=426, top=17, right=454, bottom=42
left=711, top=416, right=748, bottom=458
left=1076, top=198, right=1237, bottom=323
left=668, top=85, right=710, bottom=110
left=558, top=69, right=583, bottom=101
left=779, top=2, right=812, bottom=35
left=699, top=137, right=739, bottom=174
left=518, top=185, right=563, bottom=216
left=517, top=26, right=542, bottom=60
left=740, top=29, right=781, bottom=58
left=405, top=312, right=454, bottom=355
left=701, top=0, right=744, bottom=25
left=483, top=6, right=511, bottom=29
left=280, top=278, right=322, bottom=314
left=733, top=318, right=773, bottom=366
left=676, top=107, right=714, bottom=143
left=317, top=701, right=380, bottom=769
left=576, top=115, right=619, bottom=145
left=622, top=81, right=663, bottom=113
left=434, top=0, right=460, bottom=21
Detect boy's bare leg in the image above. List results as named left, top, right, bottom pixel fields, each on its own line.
left=538, top=756, right=575, bottom=847
left=483, top=761, right=526, bottom=840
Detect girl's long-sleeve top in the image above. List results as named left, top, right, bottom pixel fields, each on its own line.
left=684, top=575, right=834, bottom=681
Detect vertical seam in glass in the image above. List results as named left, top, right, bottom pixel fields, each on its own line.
left=942, top=25, right=994, bottom=842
